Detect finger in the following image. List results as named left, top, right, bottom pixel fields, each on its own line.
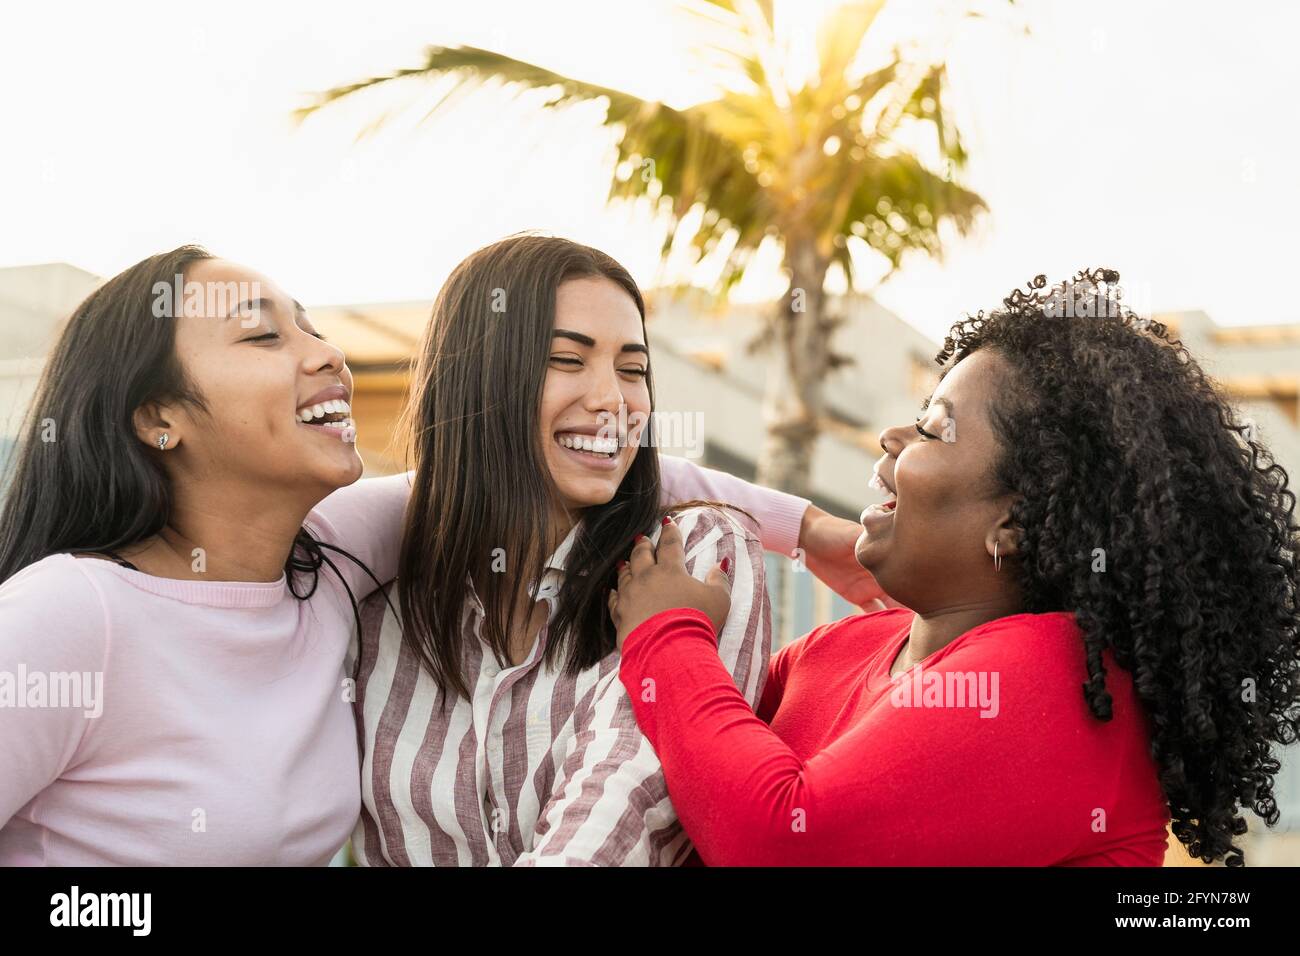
left=616, top=558, right=632, bottom=588
left=607, top=588, right=619, bottom=625
left=628, top=534, right=656, bottom=574
left=704, top=561, right=732, bottom=596
left=655, top=513, right=685, bottom=568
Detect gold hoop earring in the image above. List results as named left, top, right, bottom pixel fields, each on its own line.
left=994, top=540, right=1002, bottom=572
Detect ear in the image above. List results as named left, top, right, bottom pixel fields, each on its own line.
left=132, top=401, right=181, bottom=452
left=985, top=498, right=1022, bottom=563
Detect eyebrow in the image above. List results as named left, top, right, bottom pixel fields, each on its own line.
left=224, top=298, right=308, bottom=321
left=921, top=395, right=955, bottom=417
left=553, top=329, right=648, bottom=355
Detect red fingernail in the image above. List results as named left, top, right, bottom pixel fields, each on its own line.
left=617, top=560, right=628, bottom=571
left=721, top=557, right=731, bottom=573
left=661, top=515, right=672, bottom=525
left=633, top=534, right=645, bottom=543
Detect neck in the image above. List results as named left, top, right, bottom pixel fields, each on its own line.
left=906, top=593, right=1023, bottom=664
left=142, top=476, right=318, bottom=583
left=545, top=500, right=580, bottom=557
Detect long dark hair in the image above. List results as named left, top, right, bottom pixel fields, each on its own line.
left=937, top=268, right=1300, bottom=866
left=397, top=235, right=677, bottom=702
left=0, top=245, right=384, bottom=646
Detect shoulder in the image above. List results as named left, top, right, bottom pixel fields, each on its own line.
left=662, top=503, right=762, bottom=552
left=0, top=554, right=110, bottom=663
left=789, top=606, right=912, bottom=661
left=1, top=553, right=108, bottom=608
left=950, top=610, right=1085, bottom=675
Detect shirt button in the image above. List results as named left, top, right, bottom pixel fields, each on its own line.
left=483, top=663, right=498, bottom=678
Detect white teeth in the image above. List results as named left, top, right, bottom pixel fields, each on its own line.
left=296, top=399, right=352, bottom=424
left=297, top=417, right=355, bottom=431
left=557, top=432, right=618, bottom=456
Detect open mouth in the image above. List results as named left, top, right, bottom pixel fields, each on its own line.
left=297, top=398, right=355, bottom=439
left=862, top=470, right=898, bottom=527
left=861, top=499, right=896, bottom=522
left=555, top=431, right=620, bottom=461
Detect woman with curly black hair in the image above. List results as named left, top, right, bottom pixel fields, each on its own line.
left=607, top=269, right=1300, bottom=866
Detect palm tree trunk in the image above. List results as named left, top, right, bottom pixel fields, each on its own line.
left=755, top=240, right=831, bottom=500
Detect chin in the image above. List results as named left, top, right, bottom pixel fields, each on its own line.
left=854, top=535, right=885, bottom=572
left=317, top=450, right=364, bottom=489
left=556, top=479, right=620, bottom=509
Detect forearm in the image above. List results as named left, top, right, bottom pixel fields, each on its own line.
left=657, top=454, right=808, bottom=558
left=307, top=470, right=413, bottom=597
left=618, top=608, right=825, bottom=866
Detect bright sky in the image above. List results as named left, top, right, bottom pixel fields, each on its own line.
left=2, top=0, right=1296, bottom=342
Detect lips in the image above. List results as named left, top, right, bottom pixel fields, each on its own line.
left=862, top=457, right=898, bottom=536
left=870, top=457, right=897, bottom=498
left=296, top=384, right=355, bottom=443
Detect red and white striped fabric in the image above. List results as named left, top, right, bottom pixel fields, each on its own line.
left=350, top=497, right=777, bottom=866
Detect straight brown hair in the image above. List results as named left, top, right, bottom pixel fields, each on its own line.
left=397, top=235, right=670, bottom=703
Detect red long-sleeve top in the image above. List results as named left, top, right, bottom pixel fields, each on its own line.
left=618, top=606, right=1171, bottom=866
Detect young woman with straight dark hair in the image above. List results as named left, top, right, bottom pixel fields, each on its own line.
left=0, top=245, right=412, bottom=864
left=350, top=235, right=818, bottom=866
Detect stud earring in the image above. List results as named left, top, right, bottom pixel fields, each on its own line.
left=157, top=433, right=170, bottom=451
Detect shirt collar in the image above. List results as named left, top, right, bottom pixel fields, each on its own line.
left=544, top=521, right=582, bottom=575
left=465, top=521, right=583, bottom=613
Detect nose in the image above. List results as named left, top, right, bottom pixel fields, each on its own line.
left=584, top=364, right=628, bottom=418
left=304, top=335, right=347, bottom=376
left=877, top=420, right=912, bottom=457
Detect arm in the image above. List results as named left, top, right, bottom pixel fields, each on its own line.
left=755, top=634, right=799, bottom=724
left=0, top=560, right=108, bottom=828
left=515, top=507, right=770, bottom=866
left=657, top=454, right=897, bottom=611
left=618, top=608, right=1108, bottom=866
left=657, top=453, right=807, bottom=559
left=305, top=470, right=414, bottom=601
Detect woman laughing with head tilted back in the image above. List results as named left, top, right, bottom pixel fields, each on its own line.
left=610, top=270, right=1300, bottom=867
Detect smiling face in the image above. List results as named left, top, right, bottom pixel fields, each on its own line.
left=854, top=347, right=1021, bottom=612
left=539, top=275, right=651, bottom=515
left=146, top=258, right=363, bottom=498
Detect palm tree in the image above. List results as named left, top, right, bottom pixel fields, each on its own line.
left=296, top=0, right=987, bottom=499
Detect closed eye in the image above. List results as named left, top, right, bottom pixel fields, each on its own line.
left=915, top=420, right=940, bottom=441
left=243, top=330, right=325, bottom=343
left=550, top=356, right=648, bottom=378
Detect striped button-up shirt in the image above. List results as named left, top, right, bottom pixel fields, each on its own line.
left=350, top=492, right=791, bottom=866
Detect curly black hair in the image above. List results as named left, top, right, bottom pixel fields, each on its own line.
left=935, top=268, right=1300, bottom=866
